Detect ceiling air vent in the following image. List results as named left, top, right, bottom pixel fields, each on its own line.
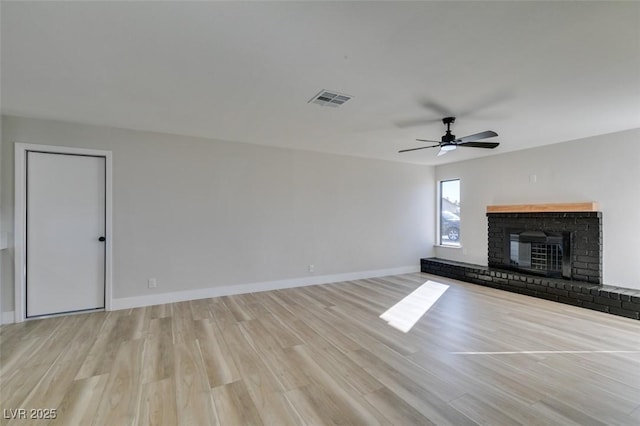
left=308, top=90, right=352, bottom=108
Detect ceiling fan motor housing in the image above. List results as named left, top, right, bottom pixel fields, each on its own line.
left=442, top=132, right=456, bottom=143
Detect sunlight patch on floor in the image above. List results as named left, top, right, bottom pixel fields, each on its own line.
left=380, top=280, right=449, bottom=333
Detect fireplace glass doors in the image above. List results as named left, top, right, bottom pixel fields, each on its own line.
left=508, top=231, right=572, bottom=279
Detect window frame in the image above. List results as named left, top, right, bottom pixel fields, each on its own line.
left=438, top=178, right=461, bottom=247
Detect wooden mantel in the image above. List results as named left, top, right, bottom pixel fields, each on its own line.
left=486, top=202, right=599, bottom=214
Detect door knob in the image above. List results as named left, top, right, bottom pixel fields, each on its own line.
left=98, top=236, right=106, bottom=242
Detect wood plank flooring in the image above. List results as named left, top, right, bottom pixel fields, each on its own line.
left=1, top=272, right=639, bottom=425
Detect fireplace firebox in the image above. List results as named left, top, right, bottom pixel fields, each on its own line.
left=508, top=230, right=571, bottom=279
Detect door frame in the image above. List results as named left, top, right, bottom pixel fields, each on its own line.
left=14, top=143, right=113, bottom=323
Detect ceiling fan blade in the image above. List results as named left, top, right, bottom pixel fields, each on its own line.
left=437, top=149, right=449, bottom=157
left=395, top=99, right=452, bottom=128
left=395, top=117, right=442, bottom=128
left=398, top=144, right=440, bottom=153
left=419, top=100, right=454, bottom=117
left=456, top=130, right=498, bottom=143
left=457, top=141, right=500, bottom=149
left=416, top=138, right=442, bottom=143
left=457, top=91, right=512, bottom=117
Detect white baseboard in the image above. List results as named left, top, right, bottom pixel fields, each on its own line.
left=2, top=311, right=15, bottom=325
left=111, top=265, right=420, bottom=311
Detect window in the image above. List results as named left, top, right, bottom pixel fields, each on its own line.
left=439, top=179, right=460, bottom=246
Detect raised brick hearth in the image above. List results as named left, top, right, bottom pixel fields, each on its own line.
left=421, top=257, right=640, bottom=320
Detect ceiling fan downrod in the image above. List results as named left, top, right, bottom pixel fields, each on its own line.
left=442, top=117, right=456, bottom=143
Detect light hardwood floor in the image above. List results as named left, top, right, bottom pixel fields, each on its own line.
left=1, top=272, right=639, bottom=425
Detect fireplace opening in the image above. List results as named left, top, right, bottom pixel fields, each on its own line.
left=508, top=230, right=572, bottom=279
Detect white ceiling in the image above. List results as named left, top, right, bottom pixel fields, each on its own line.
left=2, top=1, right=639, bottom=165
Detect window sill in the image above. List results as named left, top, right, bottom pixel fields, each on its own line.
left=434, top=244, right=463, bottom=249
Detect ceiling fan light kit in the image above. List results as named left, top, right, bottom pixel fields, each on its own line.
left=399, top=116, right=500, bottom=155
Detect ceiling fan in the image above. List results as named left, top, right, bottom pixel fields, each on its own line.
left=399, top=117, right=499, bottom=156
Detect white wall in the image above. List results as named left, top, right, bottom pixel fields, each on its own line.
left=1, top=115, right=435, bottom=315
left=435, top=128, right=640, bottom=290
left=0, top=115, right=4, bottom=321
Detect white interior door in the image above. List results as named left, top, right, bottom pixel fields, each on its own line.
left=26, top=151, right=106, bottom=317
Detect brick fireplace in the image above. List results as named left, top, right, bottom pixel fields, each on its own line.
left=487, top=207, right=602, bottom=284
left=420, top=202, right=640, bottom=320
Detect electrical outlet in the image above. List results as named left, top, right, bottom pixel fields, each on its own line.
left=148, top=278, right=157, bottom=289
left=308, top=264, right=315, bottom=273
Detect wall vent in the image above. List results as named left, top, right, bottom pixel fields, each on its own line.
left=308, top=90, right=352, bottom=107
